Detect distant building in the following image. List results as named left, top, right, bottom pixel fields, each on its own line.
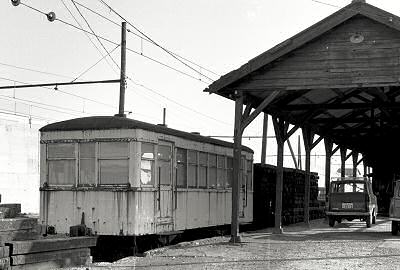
left=0, top=115, right=42, bottom=213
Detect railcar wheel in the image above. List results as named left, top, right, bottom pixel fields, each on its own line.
left=392, top=221, right=399, bottom=236
left=366, top=214, right=372, bottom=228
left=328, top=217, right=335, bottom=227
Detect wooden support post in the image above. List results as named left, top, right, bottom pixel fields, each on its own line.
left=302, top=127, right=314, bottom=226
left=261, top=113, right=268, bottom=164
left=324, top=139, right=333, bottom=203
left=287, top=139, right=298, bottom=169
left=352, top=152, right=358, bottom=177
left=230, top=93, right=243, bottom=243
left=340, top=147, right=347, bottom=177
left=298, top=135, right=302, bottom=170
left=272, top=117, right=287, bottom=234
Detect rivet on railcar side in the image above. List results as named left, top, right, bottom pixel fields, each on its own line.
left=39, top=116, right=254, bottom=237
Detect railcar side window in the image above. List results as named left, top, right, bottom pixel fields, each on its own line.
left=141, top=143, right=155, bottom=185
left=198, top=152, right=208, bottom=188
left=79, top=143, right=95, bottom=185
left=47, top=143, right=75, bottom=185
left=158, top=144, right=172, bottom=185
left=188, top=151, right=198, bottom=188
left=217, top=155, right=226, bottom=188
left=209, top=154, right=217, bottom=188
left=226, top=157, right=233, bottom=188
left=176, top=148, right=187, bottom=188
left=99, top=142, right=129, bottom=185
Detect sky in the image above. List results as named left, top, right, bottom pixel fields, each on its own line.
left=1, top=0, right=399, bottom=180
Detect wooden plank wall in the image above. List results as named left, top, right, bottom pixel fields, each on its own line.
left=239, top=15, right=400, bottom=90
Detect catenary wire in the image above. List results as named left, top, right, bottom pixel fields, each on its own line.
left=15, top=2, right=231, bottom=126
left=60, top=0, right=118, bottom=76
left=19, top=2, right=211, bottom=84
left=0, top=93, right=90, bottom=116
left=0, top=62, right=74, bottom=80
left=0, top=96, right=83, bottom=118
left=73, top=44, right=120, bottom=82
left=97, top=0, right=215, bottom=83
left=127, top=76, right=231, bottom=126
left=70, top=0, right=120, bottom=70
left=72, top=0, right=221, bottom=78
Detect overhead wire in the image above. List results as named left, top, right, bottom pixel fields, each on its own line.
left=126, top=76, right=231, bottom=126
left=97, top=0, right=216, bottom=83
left=0, top=62, right=73, bottom=80
left=0, top=108, right=60, bottom=122
left=72, top=0, right=221, bottom=78
left=72, top=44, right=120, bottom=82
left=70, top=0, right=120, bottom=70
left=18, top=2, right=212, bottom=84
left=0, top=95, right=82, bottom=118
left=14, top=1, right=231, bottom=127
left=60, top=0, right=118, bottom=76
left=0, top=93, right=89, bottom=116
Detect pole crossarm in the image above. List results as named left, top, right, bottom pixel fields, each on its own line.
left=0, top=79, right=121, bottom=90
left=241, top=90, right=281, bottom=132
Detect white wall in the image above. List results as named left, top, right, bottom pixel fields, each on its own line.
left=0, top=116, right=42, bottom=213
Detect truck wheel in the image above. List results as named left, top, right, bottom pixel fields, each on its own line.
left=328, top=217, right=335, bottom=227
left=366, top=214, right=371, bottom=228
left=392, top=221, right=398, bottom=236
left=372, top=210, right=376, bottom=224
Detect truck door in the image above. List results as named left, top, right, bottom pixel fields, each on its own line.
left=393, top=182, right=400, bottom=217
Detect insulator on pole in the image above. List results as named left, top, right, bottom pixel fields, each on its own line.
left=11, top=0, right=20, bottom=6
left=47, top=12, right=56, bottom=22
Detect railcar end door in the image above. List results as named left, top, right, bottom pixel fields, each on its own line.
left=156, top=141, right=174, bottom=232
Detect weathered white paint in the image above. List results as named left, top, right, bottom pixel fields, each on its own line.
left=40, top=127, right=253, bottom=235
left=0, top=118, right=41, bottom=213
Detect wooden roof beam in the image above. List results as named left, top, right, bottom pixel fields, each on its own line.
left=281, top=102, right=400, bottom=111
left=241, top=90, right=281, bottom=132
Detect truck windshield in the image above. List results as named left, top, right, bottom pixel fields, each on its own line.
left=331, top=182, right=366, bottom=193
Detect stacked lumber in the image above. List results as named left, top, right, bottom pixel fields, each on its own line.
left=7, top=236, right=96, bottom=270
left=253, top=163, right=324, bottom=227
left=0, top=245, right=10, bottom=269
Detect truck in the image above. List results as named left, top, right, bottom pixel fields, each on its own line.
left=389, top=180, right=400, bottom=235
left=326, top=177, right=377, bottom=228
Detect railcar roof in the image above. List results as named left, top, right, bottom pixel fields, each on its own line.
left=40, top=116, right=254, bottom=153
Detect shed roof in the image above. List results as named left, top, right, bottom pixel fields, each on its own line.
left=204, top=1, right=400, bottom=168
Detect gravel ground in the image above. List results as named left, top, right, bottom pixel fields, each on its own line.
left=63, top=217, right=400, bottom=269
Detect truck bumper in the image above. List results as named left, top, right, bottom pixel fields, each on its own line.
left=326, top=211, right=370, bottom=216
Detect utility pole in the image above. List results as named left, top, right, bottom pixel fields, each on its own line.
left=116, top=21, right=127, bottom=117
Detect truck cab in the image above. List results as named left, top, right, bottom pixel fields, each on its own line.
left=389, top=180, right=400, bottom=235
left=326, top=177, right=377, bottom=228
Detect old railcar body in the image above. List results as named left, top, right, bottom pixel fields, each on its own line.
left=39, top=116, right=253, bottom=236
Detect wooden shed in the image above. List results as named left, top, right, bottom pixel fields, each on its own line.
left=205, top=0, right=400, bottom=240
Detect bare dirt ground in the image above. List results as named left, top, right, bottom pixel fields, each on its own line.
left=65, top=217, right=400, bottom=269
